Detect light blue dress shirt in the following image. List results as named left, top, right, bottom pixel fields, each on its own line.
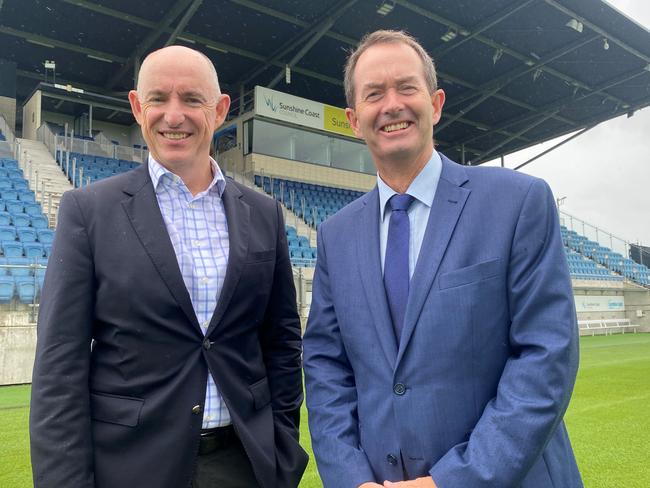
left=148, top=155, right=231, bottom=429
left=378, top=150, right=442, bottom=278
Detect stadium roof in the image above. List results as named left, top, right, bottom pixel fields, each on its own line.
left=1, top=0, right=650, bottom=164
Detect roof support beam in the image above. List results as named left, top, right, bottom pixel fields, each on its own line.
left=240, top=0, right=356, bottom=86
left=0, top=25, right=127, bottom=63
left=432, top=0, right=536, bottom=59
left=438, top=34, right=599, bottom=132
left=105, top=0, right=194, bottom=89
left=268, top=0, right=359, bottom=88
left=450, top=67, right=649, bottom=159
left=544, top=0, right=650, bottom=64
left=164, top=0, right=204, bottom=47
left=512, top=125, right=595, bottom=171
left=395, top=0, right=631, bottom=109
left=476, top=111, right=558, bottom=161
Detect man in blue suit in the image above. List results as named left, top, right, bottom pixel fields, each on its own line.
left=303, top=30, right=582, bottom=488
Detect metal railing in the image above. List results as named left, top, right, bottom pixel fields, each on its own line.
left=37, top=123, right=148, bottom=164
left=560, top=210, right=649, bottom=264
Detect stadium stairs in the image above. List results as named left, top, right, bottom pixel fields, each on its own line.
left=16, top=138, right=72, bottom=229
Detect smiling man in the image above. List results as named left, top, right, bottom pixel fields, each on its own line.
left=30, top=46, right=307, bottom=488
left=303, top=30, right=583, bottom=488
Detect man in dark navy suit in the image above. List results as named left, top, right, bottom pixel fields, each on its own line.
left=31, top=45, right=307, bottom=488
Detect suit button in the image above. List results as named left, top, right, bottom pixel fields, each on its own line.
left=393, top=383, right=406, bottom=395
left=202, top=338, right=211, bottom=350
left=192, top=405, right=202, bottom=415
left=386, top=454, right=398, bottom=465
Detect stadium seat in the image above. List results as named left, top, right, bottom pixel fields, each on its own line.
left=17, top=228, right=37, bottom=242
left=2, top=241, right=23, bottom=258
left=37, top=229, right=54, bottom=244
left=0, top=276, right=15, bottom=303
left=30, top=216, right=49, bottom=229
left=7, top=257, right=32, bottom=276
left=10, top=213, right=30, bottom=227
left=0, top=225, right=16, bottom=241
left=14, top=276, right=37, bottom=304
left=23, top=242, right=44, bottom=259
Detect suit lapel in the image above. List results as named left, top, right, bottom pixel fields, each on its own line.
left=356, top=188, right=398, bottom=367
left=206, top=180, right=250, bottom=335
left=397, top=158, right=470, bottom=364
left=121, top=165, right=201, bottom=334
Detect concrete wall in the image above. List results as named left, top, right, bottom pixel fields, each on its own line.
left=22, top=91, right=42, bottom=141
left=41, top=111, right=134, bottom=147
left=0, top=96, right=16, bottom=132
left=0, top=322, right=36, bottom=385
left=252, top=153, right=375, bottom=192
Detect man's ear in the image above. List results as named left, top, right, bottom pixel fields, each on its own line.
left=345, top=107, right=363, bottom=139
left=430, top=89, right=446, bottom=127
left=214, top=94, right=231, bottom=129
left=128, top=90, right=143, bottom=125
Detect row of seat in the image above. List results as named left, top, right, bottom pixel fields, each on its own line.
left=257, top=176, right=364, bottom=229
left=56, top=151, right=140, bottom=187
left=285, top=225, right=316, bottom=267
left=0, top=226, right=53, bottom=243
left=1, top=241, right=51, bottom=259
left=562, top=226, right=649, bottom=285
left=0, top=275, right=44, bottom=304
left=0, top=212, right=48, bottom=229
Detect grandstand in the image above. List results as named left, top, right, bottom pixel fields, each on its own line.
left=0, top=0, right=648, bottom=402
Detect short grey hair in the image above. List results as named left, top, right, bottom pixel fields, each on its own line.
left=343, top=30, right=438, bottom=108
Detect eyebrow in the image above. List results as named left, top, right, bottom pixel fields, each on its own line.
left=361, top=76, right=420, bottom=91
left=143, top=89, right=207, bottom=100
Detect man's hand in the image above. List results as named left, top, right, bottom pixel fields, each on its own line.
left=358, top=483, right=383, bottom=488
left=383, top=477, right=437, bottom=487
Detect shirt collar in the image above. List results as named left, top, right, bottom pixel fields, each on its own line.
left=377, top=149, right=442, bottom=222
left=147, top=154, right=226, bottom=197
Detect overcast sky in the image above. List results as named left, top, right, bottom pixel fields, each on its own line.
left=484, top=0, right=650, bottom=247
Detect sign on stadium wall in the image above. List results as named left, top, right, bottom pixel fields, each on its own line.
left=574, top=295, right=625, bottom=312
left=255, top=86, right=355, bottom=138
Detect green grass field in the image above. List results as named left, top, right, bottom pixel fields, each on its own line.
left=1, top=334, right=649, bottom=487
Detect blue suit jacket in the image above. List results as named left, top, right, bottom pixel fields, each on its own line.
left=303, top=156, right=582, bottom=488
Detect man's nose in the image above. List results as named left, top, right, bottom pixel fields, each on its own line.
left=163, top=100, right=185, bottom=127
left=382, top=88, right=404, bottom=114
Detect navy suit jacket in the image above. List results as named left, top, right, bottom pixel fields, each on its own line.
left=30, top=163, right=308, bottom=488
left=303, top=155, right=582, bottom=487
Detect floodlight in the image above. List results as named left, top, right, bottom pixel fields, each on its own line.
left=565, top=18, right=583, bottom=33
left=440, top=29, right=457, bottom=43
left=377, top=1, right=395, bottom=16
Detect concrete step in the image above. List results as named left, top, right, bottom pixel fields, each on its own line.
left=16, top=138, right=73, bottom=228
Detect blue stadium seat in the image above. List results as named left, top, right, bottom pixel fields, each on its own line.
left=37, top=229, right=54, bottom=244
left=30, top=216, right=49, bottom=229
left=2, top=241, right=23, bottom=258
left=17, top=228, right=37, bottom=242
left=0, top=276, right=15, bottom=303
left=15, top=276, right=37, bottom=304
left=10, top=213, right=30, bottom=227
left=23, top=242, right=44, bottom=259
left=0, top=225, right=16, bottom=241
left=7, top=257, right=31, bottom=276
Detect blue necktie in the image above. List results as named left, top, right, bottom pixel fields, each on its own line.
left=384, top=194, right=415, bottom=341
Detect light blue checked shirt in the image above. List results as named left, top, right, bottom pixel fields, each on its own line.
left=148, top=155, right=231, bottom=429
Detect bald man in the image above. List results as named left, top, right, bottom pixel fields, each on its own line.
left=30, top=46, right=307, bottom=488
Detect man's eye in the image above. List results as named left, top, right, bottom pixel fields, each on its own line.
left=186, top=98, right=203, bottom=105
left=366, top=91, right=381, bottom=101
left=401, top=85, right=417, bottom=93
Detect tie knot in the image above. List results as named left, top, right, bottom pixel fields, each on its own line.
left=389, top=193, right=415, bottom=212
